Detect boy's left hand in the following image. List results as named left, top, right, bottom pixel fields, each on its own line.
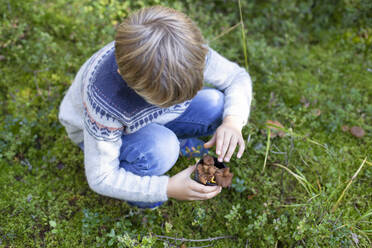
left=204, top=115, right=245, bottom=162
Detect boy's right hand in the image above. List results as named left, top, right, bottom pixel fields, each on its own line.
left=167, top=165, right=222, bottom=201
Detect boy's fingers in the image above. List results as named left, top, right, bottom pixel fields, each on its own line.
left=186, top=165, right=196, bottom=173
left=224, top=136, right=238, bottom=162
left=204, top=133, right=216, bottom=148
left=190, top=180, right=219, bottom=194
left=215, top=130, right=224, bottom=156
left=190, top=186, right=222, bottom=200
left=201, top=188, right=222, bottom=200
left=180, top=165, right=196, bottom=176
left=219, top=132, right=231, bottom=162
left=237, top=138, right=245, bottom=158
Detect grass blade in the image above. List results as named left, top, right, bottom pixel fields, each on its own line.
left=265, top=122, right=330, bottom=152
left=262, top=128, right=271, bottom=172
left=211, top=22, right=241, bottom=42
left=331, top=157, right=367, bottom=213
left=278, top=204, right=309, bottom=207
left=359, top=210, right=372, bottom=220
left=272, top=163, right=312, bottom=195
left=238, top=0, right=248, bottom=70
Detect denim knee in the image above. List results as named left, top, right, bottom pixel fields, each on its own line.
left=142, top=127, right=180, bottom=175
left=200, top=88, right=224, bottom=112
left=119, top=124, right=180, bottom=176
left=165, top=88, right=224, bottom=138
left=199, top=88, right=224, bottom=125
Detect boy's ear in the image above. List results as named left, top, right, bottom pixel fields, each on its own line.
left=117, top=69, right=121, bottom=75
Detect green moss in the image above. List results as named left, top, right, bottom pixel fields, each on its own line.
left=0, top=0, right=371, bottom=247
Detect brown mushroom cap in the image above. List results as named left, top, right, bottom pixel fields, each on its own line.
left=196, top=156, right=233, bottom=186
left=350, top=126, right=365, bottom=138
left=197, top=161, right=218, bottom=185
left=208, top=166, right=217, bottom=175
left=215, top=168, right=233, bottom=188
left=199, top=175, right=207, bottom=184
left=266, top=120, right=286, bottom=138
left=203, top=155, right=215, bottom=166
left=223, top=167, right=230, bottom=176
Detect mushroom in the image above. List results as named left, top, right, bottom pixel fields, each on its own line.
left=199, top=175, right=208, bottom=184
left=196, top=155, right=234, bottom=186
left=203, top=154, right=215, bottom=166
left=350, top=126, right=365, bottom=138
left=208, top=166, right=217, bottom=175
left=215, top=168, right=234, bottom=188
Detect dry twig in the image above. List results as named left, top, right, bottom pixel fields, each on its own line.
left=154, top=234, right=234, bottom=243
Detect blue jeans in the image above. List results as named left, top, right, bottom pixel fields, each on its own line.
left=119, top=88, right=224, bottom=208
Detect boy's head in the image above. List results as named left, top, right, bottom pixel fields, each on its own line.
left=115, top=6, right=208, bottom=107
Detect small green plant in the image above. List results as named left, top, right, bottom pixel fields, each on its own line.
left=192, top=207, right=206, bottom=227
left=0, top=0, right=371, bottom=247
left=224, top=204, right=241, bottom=224
left=103, top=228, right=156, bottom=248
left=231, top=177, right=247, bottom=193
left=82, top=209, right=103, bottom=236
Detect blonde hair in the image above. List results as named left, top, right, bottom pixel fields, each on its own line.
left=115, top=6, right=208, bottom=107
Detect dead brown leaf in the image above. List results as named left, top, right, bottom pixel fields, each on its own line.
left=266, top=120, right=286, bottom=138
left=247, top=193, right=257, bottom=200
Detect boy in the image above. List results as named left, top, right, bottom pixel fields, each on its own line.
left=59, top=6, right=252, bottom=208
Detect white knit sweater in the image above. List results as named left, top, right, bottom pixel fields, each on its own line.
left=59, top=42, right=252, bottom=203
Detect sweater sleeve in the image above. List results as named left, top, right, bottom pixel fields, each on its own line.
left=203, top=47, right=253, bottom=125
left=83, top=127, right=170, bottom=203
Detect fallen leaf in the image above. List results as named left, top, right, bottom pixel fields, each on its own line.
left=247, top=188, right=259, bottom=200
left=0, top=55, right=5, bottom=61
left=350, top=126, right=365, bottom=138
left=247, top=193, right=257, bottom=200
left=266, top=120, right=286, bottom=138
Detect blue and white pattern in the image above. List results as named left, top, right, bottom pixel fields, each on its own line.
left=81, top=42, right=190, bottom=141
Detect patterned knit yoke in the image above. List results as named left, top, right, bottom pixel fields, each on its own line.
left=82, top=42, right=191, bottom=141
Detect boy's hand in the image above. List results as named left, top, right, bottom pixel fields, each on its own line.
left=204, top=115, right=245, bottom=162
left=167, top=165, right=222, bottom=200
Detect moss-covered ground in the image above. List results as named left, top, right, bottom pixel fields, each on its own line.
left=0, top=0, right=371, bottom=247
